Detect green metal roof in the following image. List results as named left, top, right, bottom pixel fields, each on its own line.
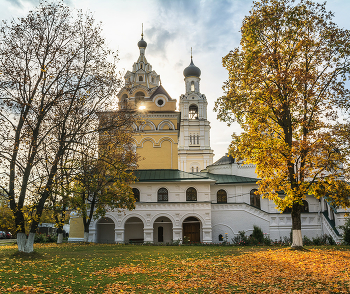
left=197, top=172, right=258, bottom=184
left=133, top=169, right=257, bottom=184
left=134, top=169, right=210, bottom=182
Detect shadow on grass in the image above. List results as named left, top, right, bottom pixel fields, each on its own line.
left=10, top=250, right=46, bottom=260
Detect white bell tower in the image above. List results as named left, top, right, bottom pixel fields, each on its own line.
left=178, top=50, right=214, bottom=172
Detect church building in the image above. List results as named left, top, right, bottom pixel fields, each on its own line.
left=69, top=32, right=345, bottom=244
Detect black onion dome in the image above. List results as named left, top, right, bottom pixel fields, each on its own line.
left=183, top=58, right=201, bottom=77
left=138, top=37, right=147, bottom=48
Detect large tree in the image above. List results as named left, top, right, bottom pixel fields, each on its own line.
left=70, top=121, right=137, bottom=242
left=0, top=1, right=124, bottom=252
left=215, top=0, right=350, bottom=247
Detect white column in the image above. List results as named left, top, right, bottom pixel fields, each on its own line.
left=115, top=228, right=124, bottom=244
left=144, top=228, right=154, bottom=243
left=173, top=227, right=183, bottom=243
left=202, top=227, right=212, bottom=243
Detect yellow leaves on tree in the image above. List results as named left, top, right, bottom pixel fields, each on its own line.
left=214, top=0, right=350, bottom=247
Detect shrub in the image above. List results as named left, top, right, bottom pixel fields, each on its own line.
left=34, top=233, right=57, bottom=243
left=263, top=235, right=273, bottom=246
left=303, top=236, right=313, bottom=246
left=232, top=231, right=249, bottom=246
left=252, top=225, right=264, bottom=243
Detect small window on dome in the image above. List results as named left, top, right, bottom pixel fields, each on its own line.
left=157, top=99, right=164, bottom=106
left=191, top=81, right=195, bottom=92
left=139, top=76, right=143, bottom=82
left=152, top=77, right=155, bottom=83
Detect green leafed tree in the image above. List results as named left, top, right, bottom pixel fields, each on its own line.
left=215, top=0, right=350, bottom=247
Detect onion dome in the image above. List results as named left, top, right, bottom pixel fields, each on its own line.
left=138, top=24, right=147, bottom=48
left=138, top=36, right=147, bottom=48
left=183, top=57, right=201, bottom=78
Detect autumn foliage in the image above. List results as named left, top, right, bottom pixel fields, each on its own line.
left=0, top=244, right=349, bottom=293
left=215, top=0, right=350, bottom=247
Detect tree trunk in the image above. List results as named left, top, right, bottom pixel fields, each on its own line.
left=84, top=231, right=89, bottom=242
left=57, top=233, right=63, bottom=244
left=17, top=232, right=35, bottom=253
left=291, top=203, right=303, bottom=248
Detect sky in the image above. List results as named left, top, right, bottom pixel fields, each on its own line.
left=1, top=0, right=350, bottom=162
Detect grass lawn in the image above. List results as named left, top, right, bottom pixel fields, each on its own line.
left=0, top=243, right=350, bottom=293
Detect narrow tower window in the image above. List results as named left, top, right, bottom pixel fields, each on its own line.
left=191, top=81, right=195, bottom=92
left=189, top=104, right=198, bottom=119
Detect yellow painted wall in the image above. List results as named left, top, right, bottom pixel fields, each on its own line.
left=133, top=113, right=179, bottom=170
left=135, top=134, right=178, bottom=169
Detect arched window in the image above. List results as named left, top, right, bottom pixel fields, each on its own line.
left=132, top=188, right=140, bottom=202
left=186, top=187, right=197, bottom=201
left=157, top=188, right=168, bottom=202
left=189, top=104, right=198, bottom=119
left=139, top=76, right=143, bottom=81
left=217, top=189, right=227, bottom=203
left=152, top=77, right=155, bottom=83
left=135, top=91, right=145, bottom=107
left=250, top=189, right=260, bottom=209
left=191, top=81, right=195, bottom=92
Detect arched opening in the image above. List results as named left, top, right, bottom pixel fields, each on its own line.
left=186, top=187, right=197, bottom=201
left=250, top=189, right=260, bottom=209
left=97, top=217, right=115, bottom=244
left=183, top=217, right=201, bottom=243
left=217, top=189, right=227, bottom=203
left=189, top=104, right=198, bottom=119
left=124, top=217, right=144, bottom=244
left=135, top=91, right=145, bottom=107
left=153, top=216, right=173, bottom=244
